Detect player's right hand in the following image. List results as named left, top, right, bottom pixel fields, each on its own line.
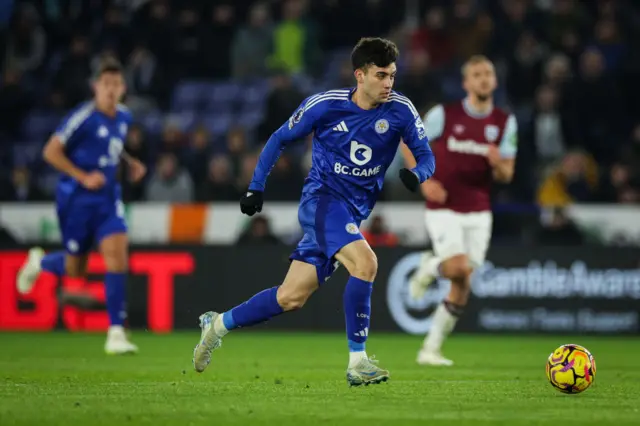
left=240, top=190, right=264, bottom=216
left=80, top=171, right=106, bottom=191
left=422, top=179, right=447, bottom=204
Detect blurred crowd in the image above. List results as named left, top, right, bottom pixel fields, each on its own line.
left=1, top=0, right=640, bottom=209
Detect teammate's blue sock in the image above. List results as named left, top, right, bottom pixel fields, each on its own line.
left=344, top=276, right=373, bottom=353
left=40, top=251, right=66, bottom=276
left=223, top=286, right=283, bottom=330
left=105, top=272, right=127, bottom=326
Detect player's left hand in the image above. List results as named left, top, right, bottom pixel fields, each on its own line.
left=240, top=190, right=264, bottom=216
left=399, top=168, right=420, bottom=192
left=128, top=159, right=147, bottom=183
left=486, top=145, right=501, bottom=167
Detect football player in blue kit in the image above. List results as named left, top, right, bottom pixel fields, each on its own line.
left=17, top=59, right=147, bottom=354
left=193, top=38, right=435, bottom=386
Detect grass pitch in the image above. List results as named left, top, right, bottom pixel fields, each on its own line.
left=0, top=332, right=638, bottom=426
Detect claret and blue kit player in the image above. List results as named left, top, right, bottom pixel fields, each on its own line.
left=16, top=59, right=147, bottom=355
left=402, top=55, right=518, bottom=366
left=192, top=37, right=435, bottom=386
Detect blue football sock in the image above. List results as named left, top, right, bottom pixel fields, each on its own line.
left=224, top=286, right=283, bottom=330
left=40, top=251, right=66, bottom=277
left=105, top=272, right=127, bottom=326
left=344, top=276, right=373, bottom=352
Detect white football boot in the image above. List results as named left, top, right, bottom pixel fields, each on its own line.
left=192, top=311, right=223, bottom=373
left=346, top=355, right=390, bottom=386
left=105, top=326, right=138, bottom=355
left=409, top=251, right=437, bottom=300
left=16, top=247, right=45, bottom=295
left=417, top=350, right=454, bottom=366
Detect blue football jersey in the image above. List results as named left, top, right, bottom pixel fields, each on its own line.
left=53, top=102, right=132, bottom=200
left=250, top=88, right=435, bottom=220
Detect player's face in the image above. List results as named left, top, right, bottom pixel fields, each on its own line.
left=357, top=64, right=396, bottom=104
left=463, top=61, right=497, bottom=101
left=93, top=72, right=126, bottom=108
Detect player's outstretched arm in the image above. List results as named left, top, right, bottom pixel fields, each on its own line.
left=240, top=98, right=319, bottom=216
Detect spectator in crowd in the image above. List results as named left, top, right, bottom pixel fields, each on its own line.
left=201, top=3, right=236, bottom=79
left=264, top=154, right=304, bottom=201
left=506, top=31, right=546, bottom=106
left=186, top=125, right=212, bottom=185
left=53, top=35, right=92, bottom=107
left=146, top=153, right=194, bottom=202
left=134, top=0, right=173, bottom=66
left=1, top=166, right=46, bottom=202
left=531, top=84, right=566, bottom=168
left=236, top=153, right=259, bottom=193
left=170, top=6, right=204, bottom=80
left=410, top=6, right=453, bottom=69
left=93, top=6, right=131, bottom=61
left=542, top=53, right=572, bottom=92
left=597, top=162, right=639, bottom=204
left=537, top=151, right=599, bottom=206
left=231, top=2, right=273, bottom=80
left=226, top=126, right=248, bottom=174
left=361, top=215, right=399, bottom=247
left=196, top=155, right=240, bottom=202
left=124, top=45, right=167, bottom=113
left=159, top=120, right=185, bottom=162
left=0, top=69, right=32, bottom=139
left=563, top=48, right=623, bottom=165
left=449, top=0, right=493, bottom=61
left=590, top=17, right=626, bottom=72
left=546, top=0, right=591, bottom=51
left=236, top=215, right=282, bottom=245
left=257, top=69, right=305, bottom=141
left=4, top=4, right=46, bottom=76
left=268, top=0, right=320, bottom=76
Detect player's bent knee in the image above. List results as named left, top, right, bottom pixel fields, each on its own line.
left=103, top=253, right=128, bottom=273
left=353, top=252, right=378, bottom=282
left=442, top=255, right=471, bottom=281
left=99, top=234, right=129, bottom=272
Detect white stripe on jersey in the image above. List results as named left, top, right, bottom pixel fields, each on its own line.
left=389, top=94, right=420, bottom=118
left=116, top=103, right=129, bottom=113
left=305, top=94, right=349, bottom=112
left=305, top=89, right=350, bottom=105
left=57, top=103, right=95, bottom=144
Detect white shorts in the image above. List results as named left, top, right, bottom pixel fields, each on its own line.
left=424, top=209, right=492, bottom=268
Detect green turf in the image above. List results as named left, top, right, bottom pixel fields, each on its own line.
left=0, top=332, right=638, bottom=426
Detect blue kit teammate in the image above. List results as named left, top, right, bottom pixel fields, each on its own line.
left=193, top=38, right=435, bottom=386
left=17, top=59, right=147, bottom=354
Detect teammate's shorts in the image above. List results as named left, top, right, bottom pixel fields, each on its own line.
left=290, top=193, right=364, bottom=284
left=424, top=208, right=492, bottom=268
left=56, top=196, right=127, bottom=255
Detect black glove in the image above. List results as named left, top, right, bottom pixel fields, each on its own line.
left=240, top=190, right=264, bottom=216
left=399, top=168, right=420, bottom=192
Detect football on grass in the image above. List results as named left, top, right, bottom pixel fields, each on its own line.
left=546, top=344, right=596, bottom=394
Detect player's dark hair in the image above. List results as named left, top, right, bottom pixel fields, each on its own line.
left=93, top=58, right=123, bottom=80
left=351, top=37, right=399, bottom=72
